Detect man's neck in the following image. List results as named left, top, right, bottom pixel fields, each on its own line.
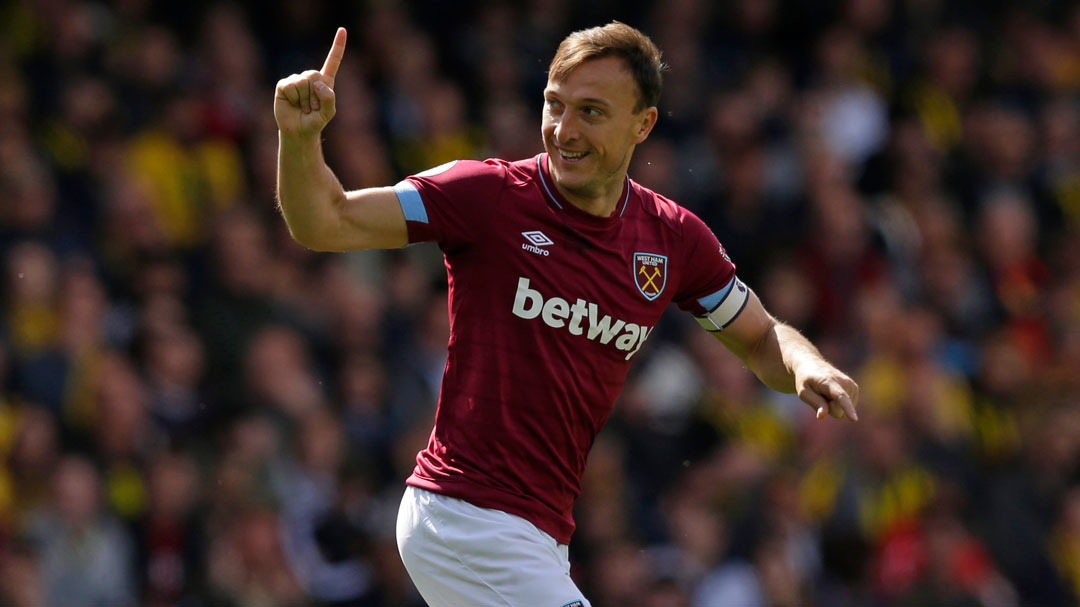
left=558, top=186, right=620, bottom=217
left=549, top=163, right=628, bottom=217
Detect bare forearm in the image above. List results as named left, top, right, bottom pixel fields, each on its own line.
left=714, top=289, right=859, bottom=421
left=742, top=321, right=808, bottom=394
left=276, top=133, right=347, bottom=248
left=745, top=322, right=857, bottom=419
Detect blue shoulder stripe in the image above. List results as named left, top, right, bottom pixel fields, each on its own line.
left=393, top=180, right=428, bottom=224
left=697, top=277, right=735, bottom=312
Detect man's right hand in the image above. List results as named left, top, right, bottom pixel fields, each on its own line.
left=274, top=27, right=347, bottom=137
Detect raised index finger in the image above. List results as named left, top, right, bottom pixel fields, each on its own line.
left=321, top=27, right=347, bottom=84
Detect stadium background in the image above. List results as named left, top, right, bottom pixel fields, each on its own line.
left=1, top=0, right=1079, bottom=605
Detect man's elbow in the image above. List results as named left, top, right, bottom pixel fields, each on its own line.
left=281, top=221, right=339, bottom=251
left=280, top=196, right=348, bottom=251
left=288, top=230, right=354, bottom=252
left=287, top=223, right=385, bottom=252
left=284, top=223, right=327, bottom=251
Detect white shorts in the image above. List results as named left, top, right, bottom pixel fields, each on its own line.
left=396, top=486, right=591, bottom=607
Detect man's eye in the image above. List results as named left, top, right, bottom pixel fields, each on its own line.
left=583, top=107, right=601, bottom=117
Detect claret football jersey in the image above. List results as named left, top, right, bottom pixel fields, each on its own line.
left=393, top=153, right=745, bottom=544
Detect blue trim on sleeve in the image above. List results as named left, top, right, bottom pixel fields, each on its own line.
left=697, top=278, right=735, bottom=312
left=393, top=180, right=428, bottom=224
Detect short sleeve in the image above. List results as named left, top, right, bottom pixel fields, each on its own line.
left=393, top=159, right=507, bottom=250
left=673, top=211, right=748, bottom=331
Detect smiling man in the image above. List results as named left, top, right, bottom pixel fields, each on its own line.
left=275, top=21, right=859, bottom=607
left=542, top=50, right=658, bottom=215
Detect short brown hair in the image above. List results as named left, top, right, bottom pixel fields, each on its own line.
left=548, top=21, right=666, bottom=112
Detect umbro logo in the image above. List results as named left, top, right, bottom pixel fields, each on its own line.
left=522, top=231, right=554, bottom=246
left=521, top=230, right=554, bottom=256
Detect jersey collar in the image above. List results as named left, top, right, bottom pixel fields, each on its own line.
left=536, top=154, right=631, bottom=225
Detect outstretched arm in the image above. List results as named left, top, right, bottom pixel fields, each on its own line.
left=275, top=27, right=407, bottom=252
left=713, top=289, right=859, bottom=422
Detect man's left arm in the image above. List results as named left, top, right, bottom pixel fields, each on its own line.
left=712, top=289, right=859, bottom=422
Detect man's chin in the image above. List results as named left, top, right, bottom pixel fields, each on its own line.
left=550, top=163, right=582, bottom=185
left=550, top=167, right=581, bottom=186
left=553, top=176, right=598, bottom=200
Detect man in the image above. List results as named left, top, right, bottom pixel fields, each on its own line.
left=275, top=22, right=858, bottom=607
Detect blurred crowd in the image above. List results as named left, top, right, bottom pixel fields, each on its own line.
left=1, top=0, right=1079, bottom=605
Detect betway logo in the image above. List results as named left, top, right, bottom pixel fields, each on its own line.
left=511, top=277, right=651, bottom=361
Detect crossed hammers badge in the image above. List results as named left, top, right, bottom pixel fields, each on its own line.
left=633, top=252, right=668, bottom=301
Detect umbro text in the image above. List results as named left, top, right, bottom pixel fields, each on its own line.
left=522, top=243, right=551, bottom=256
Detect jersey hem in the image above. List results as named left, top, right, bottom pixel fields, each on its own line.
left=405, top=475, right=574, bottom=545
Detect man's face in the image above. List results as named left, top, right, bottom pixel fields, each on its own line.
left=542, top=57, right=657, bottom=205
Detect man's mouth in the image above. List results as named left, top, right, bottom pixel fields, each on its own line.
left=558, top=150, right=589, bottom=163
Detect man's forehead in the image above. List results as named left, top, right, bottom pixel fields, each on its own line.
left=543, top=84, right=613, bottom=108
left=545, top=58, right=636, bottom=102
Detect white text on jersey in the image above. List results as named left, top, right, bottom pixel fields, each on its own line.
left=511, top=277, right=652, bottom=360
left=521, top=230, right=554, bottom=256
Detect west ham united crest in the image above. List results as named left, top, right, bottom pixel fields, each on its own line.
left=633, top=252, right=668, bottom=301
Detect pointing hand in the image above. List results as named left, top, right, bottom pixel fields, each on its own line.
left=796, top=363, right=860, bottom=423
left=274, top=27, right=347, bottom=137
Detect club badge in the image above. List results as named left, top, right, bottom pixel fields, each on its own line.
left=633, top=252, right=668, bottom=301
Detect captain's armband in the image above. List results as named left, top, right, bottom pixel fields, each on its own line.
left=694, top=276, right=749, bottom=332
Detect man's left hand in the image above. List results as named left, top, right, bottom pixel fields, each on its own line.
left=795, top=362, right=859, bottom=422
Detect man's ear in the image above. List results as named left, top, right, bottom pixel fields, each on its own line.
left=635, top=106, right=659, bottom=144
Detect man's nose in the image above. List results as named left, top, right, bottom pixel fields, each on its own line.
left=553, top=112, right=579, bottom=143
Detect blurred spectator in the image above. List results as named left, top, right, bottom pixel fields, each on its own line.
left=272, top=406, right=374, bottom=603
left=2, top=406, right=60, bottom=527
left=6, top=241, right=66, bottom=412
left=139, top=322, right=210, bottom=444
left=812, top=25, right=889, bottom=169
left=196, top=206, right=308, bottom=410
left=0, top=536, right=44, bottom=607
left=206, top=506, right=305, bottom=606
left=24, top=455, right=136, bottom=607
left=244, top=324, right=327, bottom=422
left=126, top=72, right=247, bottom=250
left=133, top=452, right=206, bottom=607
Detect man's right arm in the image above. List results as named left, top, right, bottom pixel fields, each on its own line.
left=277, top=135, right=406, bottom=252
left=275, top=27, right=407, bottom=252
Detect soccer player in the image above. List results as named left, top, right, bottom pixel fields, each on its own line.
left=275, top=22, right=859, bottom=607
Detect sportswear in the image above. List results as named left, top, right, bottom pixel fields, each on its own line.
left=397, top=486, right=591, bottom=607
left=395, top=153, right=741, bottom=543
